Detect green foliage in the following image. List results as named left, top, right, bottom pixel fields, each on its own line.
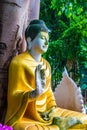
left=43, top=40, right=67, bottom=86
left=40, top=0, right=87, bottom=89
left=51, top=0, right=87, bottom=18
left=81, top=84, right=87, bottom=90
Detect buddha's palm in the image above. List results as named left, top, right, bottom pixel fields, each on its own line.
left=35, top=64, right=46, bottom=96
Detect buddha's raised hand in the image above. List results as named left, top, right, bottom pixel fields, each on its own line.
left=35, top=64, right=46, bottom=95
left=29, top=64, right=46, bottom=98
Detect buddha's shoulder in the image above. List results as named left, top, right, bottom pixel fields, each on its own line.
left=10, top=51, right=28, bottom=66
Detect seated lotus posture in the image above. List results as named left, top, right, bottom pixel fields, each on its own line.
left=5, top=20, right=87, bottom=130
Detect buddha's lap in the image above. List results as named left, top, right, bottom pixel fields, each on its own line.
left=13, top=121, right=87, bottom=130
left=13, top=107, right=87, bottom=130
left=13, top=119, right=59, bottom=130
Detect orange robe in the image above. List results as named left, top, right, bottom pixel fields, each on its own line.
left=5, top=51, right=87, bottom=130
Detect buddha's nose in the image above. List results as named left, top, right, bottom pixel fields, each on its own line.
left=45, top=38, right=49, bottom=45
left=45, top=41, right=48, bottom=45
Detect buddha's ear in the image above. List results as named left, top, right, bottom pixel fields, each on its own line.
left=27, top=37, right=31, bottom=43
left=27, top=37, right=32, bottom=50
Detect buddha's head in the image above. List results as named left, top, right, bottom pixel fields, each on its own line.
left=25, top=19, right=50, bottom=54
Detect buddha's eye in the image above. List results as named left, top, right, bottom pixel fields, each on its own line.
left=41, top=36, right=45, bottom=40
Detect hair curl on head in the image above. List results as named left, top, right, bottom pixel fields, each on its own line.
left=25, top=19, right=49, bottom=41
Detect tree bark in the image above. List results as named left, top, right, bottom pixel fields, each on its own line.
left=0, top=0, right=40, bottom=123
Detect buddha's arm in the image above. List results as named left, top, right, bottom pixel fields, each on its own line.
left=39, top=87, right=57, bottom=121
left=46, top=85, right=57, bottom=110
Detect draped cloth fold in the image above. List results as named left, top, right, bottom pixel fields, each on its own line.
left=5, top=51, right=87, bottom=130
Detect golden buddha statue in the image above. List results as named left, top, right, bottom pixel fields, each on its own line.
left=5, top=20, right=87, bottom=130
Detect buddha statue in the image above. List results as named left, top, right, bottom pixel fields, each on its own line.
left=5, top=20, right=87, bottom=130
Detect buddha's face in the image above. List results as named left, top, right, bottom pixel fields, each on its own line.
left=30, top=31, right=49, bottom=54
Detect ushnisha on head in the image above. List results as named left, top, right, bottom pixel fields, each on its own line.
left=25, top=19, right=50, bottom=54
left=25, top=19, right=49, bottom=41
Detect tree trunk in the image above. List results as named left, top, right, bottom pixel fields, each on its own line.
left=0, top=0, right=40, bottom=123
